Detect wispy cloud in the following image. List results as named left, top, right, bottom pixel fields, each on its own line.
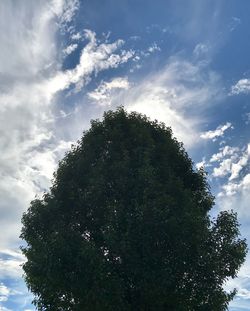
left=0, top=2, right=134, bottom=254
left=193, top=43, right=210, bottom=58
left=118, top=58, right=222, bottom=147
left=44, top=29, right=134, bottom=96
left=88, top=77, right=130, bottom=105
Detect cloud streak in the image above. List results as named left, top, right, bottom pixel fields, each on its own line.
left=200, top=122, right=232, bottom=140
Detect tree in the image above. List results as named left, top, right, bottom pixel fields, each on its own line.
left=21, top=107, right=247, bottom=311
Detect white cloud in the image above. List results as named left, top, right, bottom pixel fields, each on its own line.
left=148, top=43, right=161, bottom=53
left=88, top=77, right=130, bottom=105
left=231, top=79, right=250, bottom=95
left=0, top=249, right=25, bottom=281
left=213, top=158, right=233, bottom=178
left=63, top=43, right=78, bottom=55
left=212, top=144, right=250, bottom=181
left=200, top=122, right=232, bottom=140
left=0, top=1, right=57, bottom=79
left=219, top=173, right=250, bottom=197
left=230, top=154, right=249, bottom=181
left=52, top=0, right=80, bottom=29
left=71, top=32, right=81, bottom=40
left=44, top=30, right=134, bottom=96
left=0, top=258, right=23, bottom=280
left=0, top=0, right=135, bottom=254
left=196, top=158, right=206, bottom=170
left=210, top=146, right=239, bottom=162
left=0, top=284, right=10, bottom=302
left=121, top=58, right=222, bottom=148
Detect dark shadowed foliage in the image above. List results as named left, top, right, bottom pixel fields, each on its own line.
left=21, top=107, right=247, bottom=311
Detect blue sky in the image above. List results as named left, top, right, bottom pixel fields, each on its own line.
left=1, top=0, right=250, bottom=309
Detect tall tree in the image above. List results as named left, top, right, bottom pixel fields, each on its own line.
left=21, top=107, right=247, bottom=310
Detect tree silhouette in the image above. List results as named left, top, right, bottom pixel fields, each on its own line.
left=21, top=107, right=247, bottom=311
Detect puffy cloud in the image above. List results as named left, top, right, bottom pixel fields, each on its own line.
left=210, top=146, right=239, bottom=162
left=213, top=158, right=233, bottom=178
left=200, top=122, right=232, bottom=140
left=219, top=173, right=250, bottom=197
left=230, top=154, right=249, bottom=181
left=71, top=32, right=82, bottom=40
left=212, top=144, right=250, bottom=181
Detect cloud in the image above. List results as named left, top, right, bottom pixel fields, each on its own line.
left=231, top=79, right=250, bottom=95
left=213, top=158, right=233, bottom=178
left=230, top=153, right=250, bottom=181
left=148, top=43, right=161, bottom=53
left=0, top=259, right=23, bottom=280
left=0, top=277, right=31, bottom=310
left=196, top=158, right=207, bottom=170
left=212, top=144, right=250, bottom=181
left=244, top=112, right=250, bottom=125
left=0, top=284, right=10, bottom=302
left=44, top=29, right=134, bottom=96
left=71, top=32, right=82, bottom=40
left=0, top=1, right=56, bottom=79
left=53, top=0, right=80, bottom=31
left=0, top=0, right=135, bottom=255
left=226, top=275, right=250, bottom=307
left=229, top=16, right=241, bottom=32
left=193, top=43, right=210, bottom=57
left=0, top=0, right=61, bottom=250
left=88, top=77, right=130, bottom=105
left=119, top=58, right=222, bottom=148
left=200, top=122, right=233, bottom=140
left=63, top=43, right=78, bottom=55
left=219, top=173, right=250, bottom=197
left=210, top=146, right=239, bottom=162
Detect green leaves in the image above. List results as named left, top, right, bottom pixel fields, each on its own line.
left=21, top=107, right=247, bottom=310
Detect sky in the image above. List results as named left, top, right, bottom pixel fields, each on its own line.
left=1, top=0, right=250, bottom=309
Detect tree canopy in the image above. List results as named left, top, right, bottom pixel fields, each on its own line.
left=21, top=107, right=247, bottom=310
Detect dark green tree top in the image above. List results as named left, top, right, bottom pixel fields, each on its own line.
left=21, top=107, right=247, bottom=311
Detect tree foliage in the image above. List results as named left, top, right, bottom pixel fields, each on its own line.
left=21, top=107, right=247, bottom=310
